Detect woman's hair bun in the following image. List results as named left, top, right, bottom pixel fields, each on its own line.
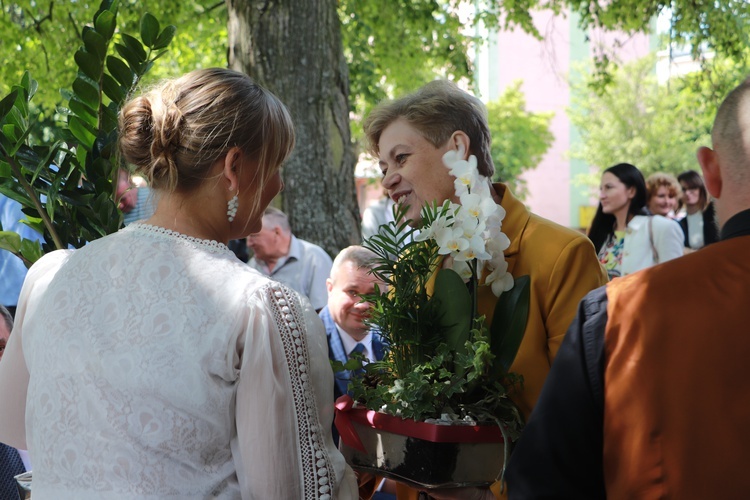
left=119, top=86, right=184, bottom=191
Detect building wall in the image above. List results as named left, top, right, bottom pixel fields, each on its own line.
left=475, top=10, right=652, bottom=229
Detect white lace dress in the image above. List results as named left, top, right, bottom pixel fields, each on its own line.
left=0, top=223, right=357, bottom=499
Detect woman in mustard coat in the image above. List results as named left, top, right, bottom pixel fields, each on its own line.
left=361, top=80, right=608, bottom=499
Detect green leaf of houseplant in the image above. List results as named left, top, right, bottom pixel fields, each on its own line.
left=0, top=230, right=21, bottom=254
left=82, top=27, right=108, bottom=61
left=19, top=238, right=43, bottom=265
left=120, top=34, right=147, bottom=62
left=114, top=44, right=143, bottom=74
left=101, top=74, right=125, bottom=104
left=72, top=76, right=100, bottom=110
left=489, top=274, right=531, bottom=374
left=94, top=9, right=116, bottom=41
left=153, top=25, right=177, bottom=50
left=68, top=97, right=98, bottom=128
left=140, top=13, right=160, bottom=47
left=106, top=56, right=135, bottom=89
left=431, top=268, right=472, bottom=354
left=74, top=50, right=103, bottom=81
left=0, top=90, right=19, bottom=122
left=69, top=116, right=97, bottom=150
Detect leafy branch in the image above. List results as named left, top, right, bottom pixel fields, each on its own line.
left=0, top=0, right=175, bottom=267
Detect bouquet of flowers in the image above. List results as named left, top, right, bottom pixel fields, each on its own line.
left=334, top=146, right=530, bottom=488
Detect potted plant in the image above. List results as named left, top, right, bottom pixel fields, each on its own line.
left=334, top=146, right=531, bottom=489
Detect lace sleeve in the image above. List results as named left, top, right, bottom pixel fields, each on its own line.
left=232, top=282, right=356, bottom=499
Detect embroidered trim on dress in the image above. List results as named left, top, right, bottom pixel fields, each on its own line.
left=125, top=223, right=233, bottom=255
left=267, top=282, right=335, bottom=500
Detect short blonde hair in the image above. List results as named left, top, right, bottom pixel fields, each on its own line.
left=646, top=172, right=682, bottom=202
left=118, top=68, right=295, bottom=219
left=363, top=80, right=494, bottom=178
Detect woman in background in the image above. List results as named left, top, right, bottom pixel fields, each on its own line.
left=677, top=169, right=719, bottom=250
left=589, top=163, right=684, bottom=279
left=646, top=172, right=682, bottom=218
left=0, top=68, right=357, bottom=499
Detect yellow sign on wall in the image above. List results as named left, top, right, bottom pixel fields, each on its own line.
left=579, top=205, right=598, bottom=232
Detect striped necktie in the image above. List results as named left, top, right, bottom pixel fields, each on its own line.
left=0, top=443, right=25, bottom=500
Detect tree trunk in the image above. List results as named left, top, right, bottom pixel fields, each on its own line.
left=226, top=0, right=360, bottom=257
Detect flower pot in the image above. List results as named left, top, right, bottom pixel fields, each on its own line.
left=15, top=471, right=31, bottom=499
left=335, top=396, right=505, bottom=489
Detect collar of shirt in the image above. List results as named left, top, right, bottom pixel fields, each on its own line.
left=720, top=207, right=750, bottom=241
left=336, top=324, right=373, bottom=363
left=266, top=234, right=301, bottom=274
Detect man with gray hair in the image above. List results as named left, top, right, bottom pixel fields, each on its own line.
left=246, top=207, right=333, bottom=312
left=505, top=78, right=750, bottom=498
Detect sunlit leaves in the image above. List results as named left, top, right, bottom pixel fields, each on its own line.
left=568, top=54, right=745, bottom=180
left=0, top=2, right=175, bottom=264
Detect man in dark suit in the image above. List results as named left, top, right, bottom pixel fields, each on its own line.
left=320, top=245, right=386, bottom=402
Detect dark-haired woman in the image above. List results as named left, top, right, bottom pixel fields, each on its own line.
left=589, top=163, right=684, bottom=279
left=677, top=170, right=719, bottom=251
left=0, top=68, right=357, bottom=498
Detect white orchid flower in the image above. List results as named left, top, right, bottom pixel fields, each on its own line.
left=490, top=271, right=515, bottom=297
left=455, top=233, right=491, bottom=262
left=486, top=231, right=511, bottom=253
left=454, top=178, right=469, bottom=197
left=416, top=149, right=511, bottom=295
left=435, top=225, right=469, bottom=255
left=451, top=259, right=473, bottom=280
left=451, top=160, right=476, bottom=189
left=441, top=144, right=466, bottom=169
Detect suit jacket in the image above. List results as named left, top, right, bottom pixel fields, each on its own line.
left=0, top=443, right=24, bottom=500
left=320, top=306, right=386, bottom=401
left=678, top=201, right=720, bottom=248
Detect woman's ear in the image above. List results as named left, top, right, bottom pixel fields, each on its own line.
left=222, top=147, right=242, bottom=193
left=627, top=186, right=636, bottom=200
left=449, top=131, right=471, bottom=159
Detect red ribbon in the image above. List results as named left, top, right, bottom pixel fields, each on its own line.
left=334, top=395, right=505, bottom=454
left=334, top=395, right=367, bottom=452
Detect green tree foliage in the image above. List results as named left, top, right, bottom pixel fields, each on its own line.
left=477, top=0, right=750, bottom=88
left=339, top=0, right=471, bottom=138
left=0, top=1, right=175, bottom=265
left=569, top=54, right=748, bottom=181
left=0, top=1, right=225, bottom=114
left=486, top=82, right=554, bottom=198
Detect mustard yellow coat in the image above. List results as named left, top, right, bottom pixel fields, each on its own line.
left=393, top=184, right=608, bottom=499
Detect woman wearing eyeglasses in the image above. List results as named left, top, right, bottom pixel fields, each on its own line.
left=677, top=170, right=719, bottom=251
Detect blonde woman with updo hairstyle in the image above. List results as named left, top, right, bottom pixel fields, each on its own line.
left=0, top=68, right=357, bottom=499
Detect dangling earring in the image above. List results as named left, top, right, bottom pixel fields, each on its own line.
left=227, top=193, right=239, bottom=222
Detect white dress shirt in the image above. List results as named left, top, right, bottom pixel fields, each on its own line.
left=336, top=324, right=374, bottom=363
